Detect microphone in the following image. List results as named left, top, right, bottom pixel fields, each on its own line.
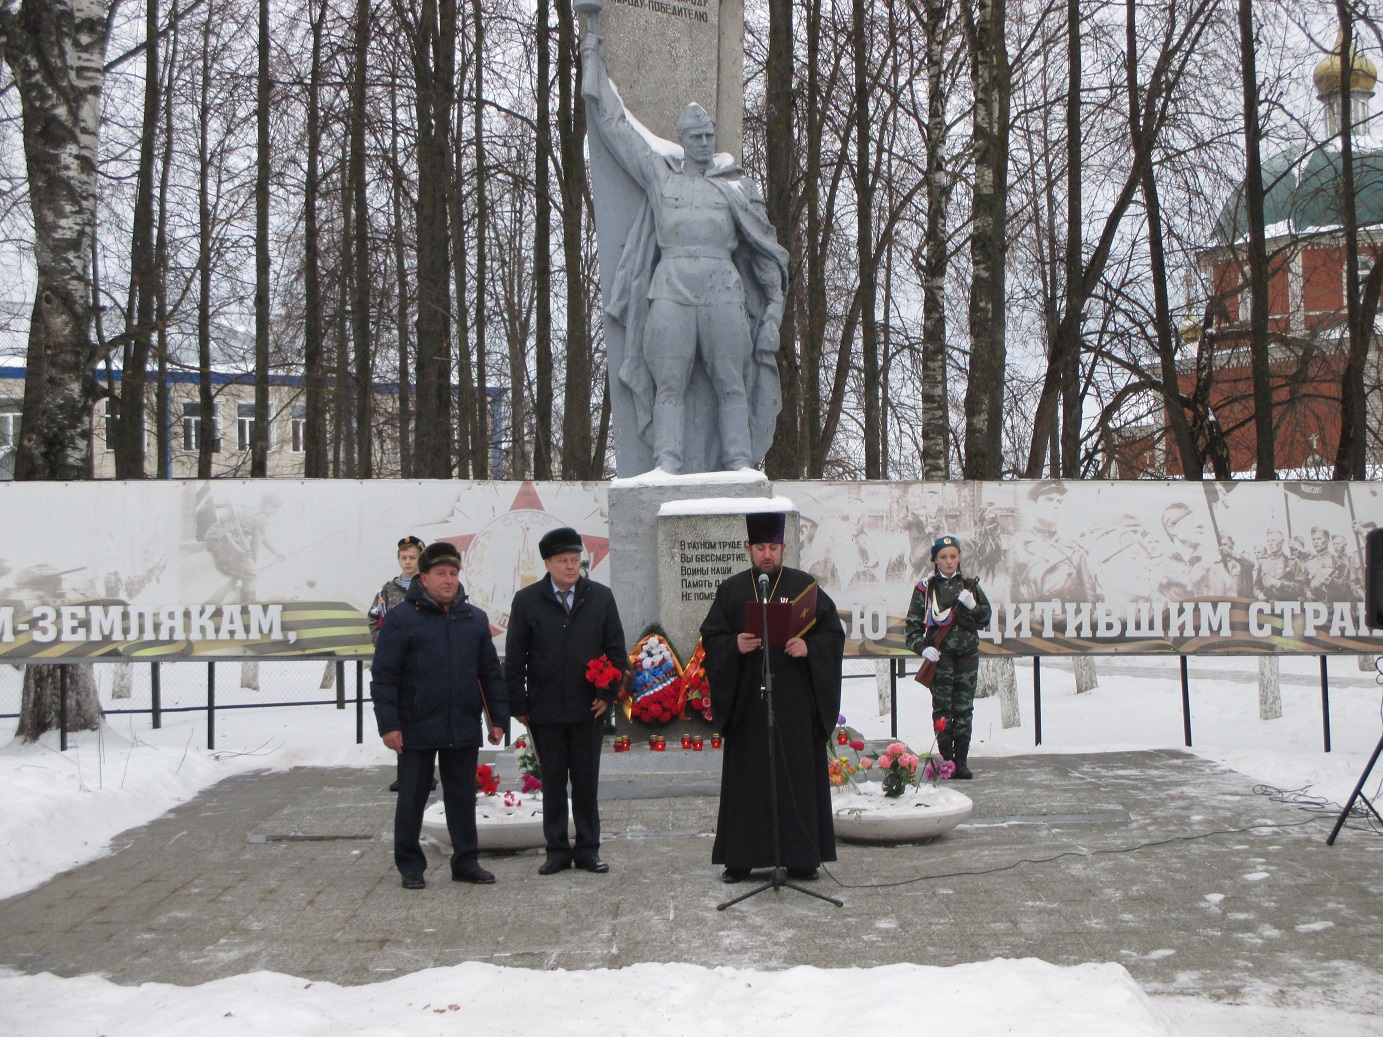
left=758, top=572, right=770, bottom=601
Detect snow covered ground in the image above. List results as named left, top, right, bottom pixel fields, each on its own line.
left=1, top=653, right=1380, bottom=1036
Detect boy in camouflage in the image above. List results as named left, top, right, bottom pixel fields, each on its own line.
left=368, top=536, right=425, bottom=645
left=369, top=535, right=431, bottom=794
left=904, top=535, right=992, bottom=779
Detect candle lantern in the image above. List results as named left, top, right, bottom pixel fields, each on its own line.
left=681, top=732, right=693, bottom=749
left=837, top=729, right=849, bottom=745
left=711, top=733, right=722, bottom=749
left=693, top=735, right=704, bottom=751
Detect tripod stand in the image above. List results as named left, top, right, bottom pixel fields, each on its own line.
left=1326, top=728, right=1383, bottom=845
left=719, top=576, right=842, bottom=911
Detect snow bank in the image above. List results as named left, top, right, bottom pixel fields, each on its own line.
left=0, top=959, right=1172, bottom=1037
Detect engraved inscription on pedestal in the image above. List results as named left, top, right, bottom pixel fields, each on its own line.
left=672, top=530, right=745, bottom=606
left=607, top=471, right=771, bottom=660
left=656, top=501, right=799, bottom=659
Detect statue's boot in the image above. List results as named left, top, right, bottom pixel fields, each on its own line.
left=653, top=401, right=685, bottom=473
left=719, top=400, right=753, bottom=469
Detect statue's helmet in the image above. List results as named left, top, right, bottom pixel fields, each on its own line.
left=675, top=102, right=715, bottom=136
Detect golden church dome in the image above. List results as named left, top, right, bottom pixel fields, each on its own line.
left=1315, top=30, right=1378, bottom=98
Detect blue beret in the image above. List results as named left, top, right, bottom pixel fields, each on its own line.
left=930, top=535, right=960, bottom=560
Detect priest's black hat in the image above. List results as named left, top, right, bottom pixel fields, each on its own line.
left=539, top=526, right=584, bottom=559
left=745, top=512, right=786, bottom=546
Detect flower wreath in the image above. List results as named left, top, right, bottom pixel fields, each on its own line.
left=679, top=639, right=713, bottom=722
left=628, top=629, right=685, bottom=725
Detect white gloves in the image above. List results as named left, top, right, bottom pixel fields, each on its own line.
left=958, top=589, right=977, bottom=609
left=921, top=646, right=940, bottom=663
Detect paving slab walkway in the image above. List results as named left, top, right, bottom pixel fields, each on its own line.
left=2, top=750, right=1381, bottom=1015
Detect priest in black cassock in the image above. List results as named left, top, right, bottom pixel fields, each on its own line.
left=700, top=511, right=846, bottom=883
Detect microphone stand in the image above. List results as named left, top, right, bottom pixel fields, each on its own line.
left=720, top=571, right=842, bottom=910
left=1326, top=656, right=1383, bottom=844
left=1326, top=729, right=1383, bottom=844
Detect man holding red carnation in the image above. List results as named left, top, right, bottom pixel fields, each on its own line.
left=506, top=527, right=628, bottom=876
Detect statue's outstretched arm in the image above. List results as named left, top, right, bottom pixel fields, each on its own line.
left=579, top=31, right=615, bottom=112
left=579, top=31, right=656, bottom=189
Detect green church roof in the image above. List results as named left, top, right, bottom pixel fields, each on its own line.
left=1214, top=142, right=1383, bottom=243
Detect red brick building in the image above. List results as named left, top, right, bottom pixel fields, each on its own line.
left=1116, top=38, right=1383, bottom=478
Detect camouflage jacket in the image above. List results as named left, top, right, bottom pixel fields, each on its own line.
left=368, top=575, right=411, bottom=644
left=904, top=570, right=992, bottom=658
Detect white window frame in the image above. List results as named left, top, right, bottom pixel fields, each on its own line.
left=0, top=401, right=19, bottom=451
left=290, top=403, right=306, bottom=454
left=236, top=401, right=273, bottom=452
left=181, top=400, right=220, bottom=453
left=1344, top=254, right=1375, bottom=302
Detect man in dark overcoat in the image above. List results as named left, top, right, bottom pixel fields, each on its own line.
left=700, top=511, right=846, bottom=883
left=506, top=527, right=628, bottom=875
left=373, top=541, right=509, bottom=889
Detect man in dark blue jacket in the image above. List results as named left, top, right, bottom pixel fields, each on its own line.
left=506, top=527, right=627, bottom=875
left=373, top=541, right=509, bottom=889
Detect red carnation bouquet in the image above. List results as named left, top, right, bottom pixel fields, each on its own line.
left=585, top=654, right=624, bottom=690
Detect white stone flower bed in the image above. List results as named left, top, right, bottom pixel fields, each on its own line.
left=832, top=781, right=973, bottom=844
left=422, top=796, right=547, bottom=852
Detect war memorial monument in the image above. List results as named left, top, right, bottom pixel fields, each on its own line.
left=577, top=0, right=799, bottom=656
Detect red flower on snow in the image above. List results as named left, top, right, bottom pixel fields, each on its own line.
left=475, top=763, right=500, bottom=796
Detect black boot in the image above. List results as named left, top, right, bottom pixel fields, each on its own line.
left=937, top=728, right=954, bottom=761
left=952, top=735, right=973, bottom=780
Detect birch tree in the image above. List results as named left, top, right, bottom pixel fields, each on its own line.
left=1, top=0, right=110, bottom=736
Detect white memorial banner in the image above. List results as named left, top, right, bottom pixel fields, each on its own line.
left=0, top=480, right=609, bottom=661
left=777, top=479, right=1383, bottom=656
left=1, top=478, right=1379, bottom=659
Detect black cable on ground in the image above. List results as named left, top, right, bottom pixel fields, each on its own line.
left=819, top=816, right=1334, bottom=890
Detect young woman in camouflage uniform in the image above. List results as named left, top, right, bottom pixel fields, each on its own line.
left=903, top=535, right=992, bottom=779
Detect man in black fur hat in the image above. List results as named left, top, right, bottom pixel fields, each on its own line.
left=373, top=541, right=509, bottom=889
left=506, top=527, right=627, bottom=875
left=699, top=511, right=846, bottom=883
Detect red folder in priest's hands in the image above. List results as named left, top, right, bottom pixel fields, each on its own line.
left=743, top=581, right=819, bottom=648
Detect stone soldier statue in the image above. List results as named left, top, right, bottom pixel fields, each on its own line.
left=580, top=29, right=789, bottom=474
